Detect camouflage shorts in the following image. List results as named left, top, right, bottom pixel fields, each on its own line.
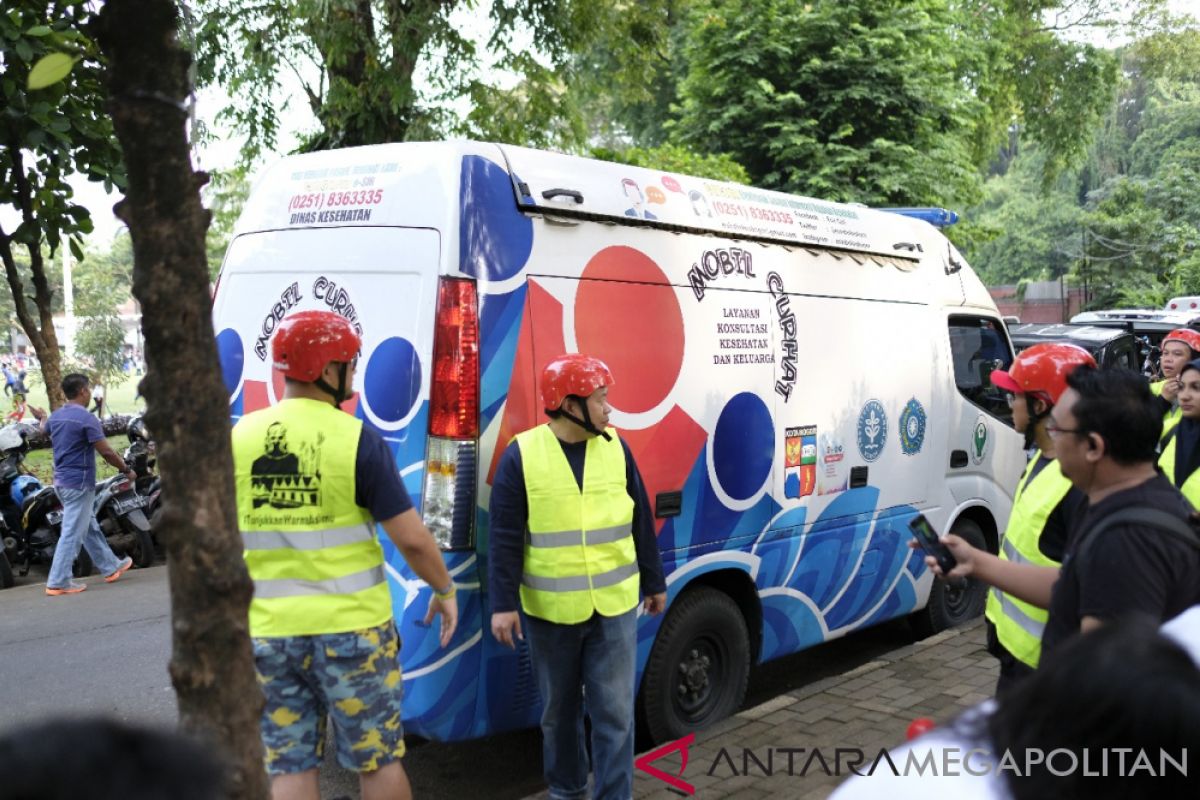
left=253, top=621, right=406, bottom=775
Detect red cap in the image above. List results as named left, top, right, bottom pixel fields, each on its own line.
left=271, top=310, right=361, bottom=382
left=990, top=343, right=1096, bottom=405
left=540, top=354, right=614, bottom=411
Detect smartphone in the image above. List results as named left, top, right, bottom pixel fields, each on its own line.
left=908, top=513, right=957, bottom=574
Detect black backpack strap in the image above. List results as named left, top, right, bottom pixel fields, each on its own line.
left=1074, top=506, right=1200, bottom=567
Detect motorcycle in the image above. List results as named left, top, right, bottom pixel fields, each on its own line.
left=0, top=425, right=90, bottom=579
left=93, top=471, right=155, bottom=568
left=123, top=415, right=162, bottom=530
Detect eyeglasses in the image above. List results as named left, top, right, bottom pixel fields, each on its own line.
left=1045, top=420, right=1087, bottom=438
left=1004, top=392, right=1016, bottom=408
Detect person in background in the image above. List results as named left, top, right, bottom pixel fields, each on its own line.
left=1158, top=357, right=1200, bottom=507
left=232, top=310, right=457, bottom=800
left=91, top=380, right=106, bottom=418
left=1151, top=328, right=1200, bottom=436
left=29, top=374, right=135, bottom=596
left=983, top=343, right=1094, bottom=695
left=489, top=354, right=667, bottom=800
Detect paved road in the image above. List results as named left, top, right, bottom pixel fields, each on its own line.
left=0, top=562, right=922, bottom=798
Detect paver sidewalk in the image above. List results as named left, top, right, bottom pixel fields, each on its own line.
left=523, top=618, right=997, bottom=799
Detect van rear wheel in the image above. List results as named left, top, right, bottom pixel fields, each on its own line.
left=910, top=518, right=988, bottom=638
left=639, top=586, right=750, bottom=745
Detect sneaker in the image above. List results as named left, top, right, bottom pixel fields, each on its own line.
left=104, top=556, right=134, bottom=584
left=46, top=581, right=87, bottom=596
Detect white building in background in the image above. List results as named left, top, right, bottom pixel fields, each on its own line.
left=7, top=297, right=143, bottom=360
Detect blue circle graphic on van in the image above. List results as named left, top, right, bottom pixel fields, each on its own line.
left=899, top=398, right=926, bottom=456
left=713, top=392, right=774, bottom=501
left=856, top=399, right=887, bottom=462
left=458, top=155, right=534, bottom=282
left=215, top=328, right=244, bottom=396
left=363, top=337, right=421, bottom=423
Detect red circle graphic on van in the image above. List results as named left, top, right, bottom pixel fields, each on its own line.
left=575, top=246, right=684, bottom=414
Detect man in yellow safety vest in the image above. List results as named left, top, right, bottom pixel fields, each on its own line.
left=232, top=310, right=457, bottom=800
left=984, top=343, right=1094, bottom=695
left=489, top=354, right=667, bottom=800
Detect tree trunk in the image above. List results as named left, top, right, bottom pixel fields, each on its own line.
left=0, top=148, right=67, bottom=410
left=93, top=3, right=269, bottom=798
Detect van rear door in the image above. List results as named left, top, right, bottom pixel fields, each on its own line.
left=213, top=226, right=439, bottom=481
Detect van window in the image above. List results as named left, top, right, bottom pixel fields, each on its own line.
left=949, top=316, right=1014, bottom=424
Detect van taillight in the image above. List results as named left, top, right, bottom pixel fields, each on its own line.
left=423, top=277, right=479, bottom=550
left=430, top=279, right=479, bottom=438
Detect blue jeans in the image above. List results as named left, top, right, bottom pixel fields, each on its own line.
left=525, top=608, right=637, bottom=800
left=47, top=486, right=124, bottom=588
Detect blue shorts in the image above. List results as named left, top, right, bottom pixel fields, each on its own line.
left=253, top=621, right=405, bottom=775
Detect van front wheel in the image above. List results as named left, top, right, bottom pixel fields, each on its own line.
left=639, top=586, right=750, bottom=745
left=910, top=518, right=988, bottom=638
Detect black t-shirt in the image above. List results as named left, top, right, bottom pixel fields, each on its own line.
left=1042, top=473, right=1200, bottom=658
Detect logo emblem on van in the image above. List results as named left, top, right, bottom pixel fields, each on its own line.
left=899, top=398, right=926, bottom=455
left=856, top=400, right=887, bottom=462
left=971, top=415, right=989, bottom=464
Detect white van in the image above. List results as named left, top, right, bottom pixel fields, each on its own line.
left=212, top=142, right=1024, bottom=743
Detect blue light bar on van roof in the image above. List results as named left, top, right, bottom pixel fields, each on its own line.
left=880, top=207, right=960, bottom=227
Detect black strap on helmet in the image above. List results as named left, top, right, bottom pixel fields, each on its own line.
left=559, top=397, right=611, bottom=441
left=314, top=362, right=351, bottom=405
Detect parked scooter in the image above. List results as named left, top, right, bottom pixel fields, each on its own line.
left=0, top=425, right=90, bottom=578
left=93, top=471, right=154, bottom=567
left=123, top=415, right=161, bottom=530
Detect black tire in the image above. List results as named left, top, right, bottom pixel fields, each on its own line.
left=128, top=525, right=155, bottom=568
left=638, top=586, right=750, bottom=745
left=910, top=518, right=989, bottom=638
left=0, top=549, right=13, bottom=589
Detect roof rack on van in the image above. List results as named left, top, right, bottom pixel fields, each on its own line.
left=879, top=208, right=960, bottom=227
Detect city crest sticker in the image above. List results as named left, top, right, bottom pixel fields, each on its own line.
left=856, top=400, right=887, bottom=462
left=899, top=398, right=927, bottom=456
left=784, top=425, right=817, bottom=498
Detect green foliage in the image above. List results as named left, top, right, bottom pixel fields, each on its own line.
left=204, top=168, right=250, bottom=278
left=74, top=315, right=129, bottom=388
left=589, top=143, right=749, bottom=184
left=963, top=150, right=1086, bottom=284
left=191, top=0, right=610, bottom=159
left=962, top=26, right=1200, bottom=312
left=671, top=0, right=982, bottom=206
left=0, top=1, right=124, bottom=253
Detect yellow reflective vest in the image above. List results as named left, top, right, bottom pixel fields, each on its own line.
left=984, top=450, right=1071, bottom=668
left=1158, top=427, right=1200, bottom=508
left=516, top=424, right=638, bottom=624
left=1151, top=380, right=1183, bottom=436
left=233, top=397, right=390, bottom=637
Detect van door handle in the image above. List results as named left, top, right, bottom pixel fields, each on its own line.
left=541, top=188, right=584, bottom=204
left=950, top=450, right=969, bottom=468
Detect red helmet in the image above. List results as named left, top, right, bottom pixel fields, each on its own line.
left=540, top=354, right=614, bottom=411
left=990, top=343, right=1096, bottom=405
left=1162, top=328, right=1200, bottom=354
left=271, top=310, right=361, bottom=382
